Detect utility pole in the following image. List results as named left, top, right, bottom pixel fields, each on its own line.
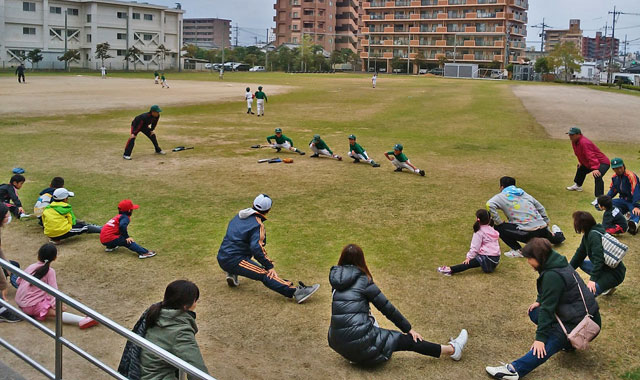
left=265, top=29, right=269, bottom=71
left=367, top=34, right=370, bottom=72
left=125, top=11, right=129, bottom=71
left=505, top=22, right=511, bottom=69
left=64, top=10, right=68, bottom=71
left=407, top=32, right=410, bottom=74
left=234, top=24, right=238, bottom=47
left=607, top=6, right=620, bottom=84
left=623, top=34, right=628, bottom=69
left=531, top=18, right=550, bottom=53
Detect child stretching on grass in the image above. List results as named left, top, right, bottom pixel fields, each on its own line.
left=100, top=200, right=156, bottom=259
left=597, top=195, right=628, bottom=235
left=309, top=134, right=342, bottom=160
left=34, top=176, right=65, bottom=225
left=384, top=144, right=425, bottom=176
left=15, top=243, right=98, bottom=329
left=438, top=209, right=500, bottom=276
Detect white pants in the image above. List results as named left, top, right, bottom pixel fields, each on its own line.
left=348, top=151, right=373, bottom=163
left=246, top=99, right=253, bottom=110
left=257, top=99, right=265, bottom=115
left=310, top=144, right=332, bottom=157
left=162, top=79, right=169, bottom=88
left=155, top=76, right=159, bottom=84
left=392, top=158, right=419, bottom=173
left=272, top=141, right=292, bottom=150
left=372, top=79, right=376, bottom=88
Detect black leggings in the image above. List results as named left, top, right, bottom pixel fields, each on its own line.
left=394, top=334, right=441, bottom=358
left=450, top=258, right=481, bottom=274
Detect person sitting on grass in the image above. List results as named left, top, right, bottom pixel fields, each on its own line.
left=0, top=174, right=30, bottom=219
left=0, top=204, right=22, bottom=323
left=486, top=238, right=600, bottom=380
left=99, top=199, right=156, bottom=259
left=266, top=128, right=305, bottom=155
left=328, top=244, right=468, bottom=366
left=437, top=209, right=500, bottom=276
left=596, top=195, right=628, bottom=235
left=42, top=188, right=101, bottom=243
left=15, top=243, right=98, bottom=329
left=383, top=144, right=425, bottom=176
left=486, top=176, right=565, bottom=258
left=569, top=211, right=626, bottom=297
left=34, top=176, right=65, bottom=226
left=347, top=134, right=380, bottom=167
left=309, top=134, right=342, bottom=160
left=604, top=157, right=640, bottom=235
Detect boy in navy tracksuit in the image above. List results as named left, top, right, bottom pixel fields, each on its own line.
left=99, top=200, right=156, bottom=259
left=606, top=158, right=640, bottom=235
left=0, top=174, right=29, bottom=219
left=217, top=194, right=320, bottom=303
left=597, top=195, right=628, bottom=234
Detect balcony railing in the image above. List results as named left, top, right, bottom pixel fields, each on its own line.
left=370, top=13, right=385, bottom=19
left=422, top=0, right=438, bottom=4
left=395, top=0, right=411, bottom=5
left=394, top=13, right=411, bottom=19
left=370, top=0, right=385, bottom=6
left=448, top=0, right=467, bottom=4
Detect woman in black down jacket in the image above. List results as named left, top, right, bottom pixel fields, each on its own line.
left=328, top=244, right=468, bottom=365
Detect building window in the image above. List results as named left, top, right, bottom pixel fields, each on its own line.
left=23, top=27, right=36, bottom=35
left=117, top=33, right=127, bottom=40
left=117, top=49, right=126, bottom=56
left=144, top=14, right=153, bottom=21
left=143, top=34, right=153, bottom=41
left=292, top=37, right=298, bottom=43
left=23, top=2, right=35, bottom=12
left=87, top=14, right=91, bottom=22
left=143, top=54, right=153, bottom=61
left=50, top=6, right=62, bottom=14
left=117, top=12, right=127, bottom=19
left=86, top=34, right=91, bottom=42
left=132, top=13, right=140, bottom=19
left=67, top=8, right=79, bottom=16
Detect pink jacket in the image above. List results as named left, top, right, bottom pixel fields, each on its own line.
left=466, top=225, right=501, bottom=260
left=572, top=135, right=610, bottom=170
left=15, top=262, right=57, bottom=308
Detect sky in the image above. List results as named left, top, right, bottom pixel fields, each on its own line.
left=153, top=0, right=640, bottom=52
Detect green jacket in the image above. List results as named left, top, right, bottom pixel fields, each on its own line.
left=570, top=224, right=626, bottom=291
left=535, top=250, right=601, bottom=343
left=255, top=91, right=267, bottom=100
left=310, top=138, right=332, bottom=154
left=267, top=134, right=293, bottom=145
left=140, top=309, right=209, bottom=380
left=349, top=142, right=367, bottom=159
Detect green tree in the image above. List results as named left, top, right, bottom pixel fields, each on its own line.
left=27, top=48, right=43, bottom=69
left=437, top=55, right=448, bottom=69
left=548, top=41, right=584, bottom=82
left=300, top=34, right=314, bottom=71
left=124, top=46, right=143, bottom=71
left=390, top=56, right=403, bottom=72
left=57, top=49, right=80, bottom=71
left=245, top=53, right=258, bottom=67
left=415, top=51, right=427, bottom=73
left=534, top=57, right=550, bottom=74
left=95, top=42, right=112, bottom=68
left=155, top=44, right=171, bottom=70
left=181, top=44, right=198, bottom=58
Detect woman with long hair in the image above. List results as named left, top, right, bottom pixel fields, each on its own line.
left=328, top=244, right=468, bottom=365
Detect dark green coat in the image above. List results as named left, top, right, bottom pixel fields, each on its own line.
left=570, top=224, right=626, bottom=291
left=140, top=309, right=209, bottom=380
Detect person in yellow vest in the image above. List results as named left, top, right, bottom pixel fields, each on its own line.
left=42, top=188, right=101, bottom=243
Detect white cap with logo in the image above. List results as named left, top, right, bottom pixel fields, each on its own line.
left=53, top=188, right=75, bottom=201
left=253, top=194, right=272, bottom=212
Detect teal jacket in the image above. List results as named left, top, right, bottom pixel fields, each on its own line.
left=570, top=224, right=626, bottom=291
left=140, top=309, right=209, bottom=380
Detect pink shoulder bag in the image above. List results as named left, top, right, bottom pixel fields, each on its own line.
left=555, top=273, right=600, bottom=350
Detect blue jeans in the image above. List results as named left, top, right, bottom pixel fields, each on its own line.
left=103, top=236, right=148, bottom=254
left=511, top=308, right=572, bottom=378
left=612, top=198, right=640, bottom=223
left=578, top=260, right=604, bottom=296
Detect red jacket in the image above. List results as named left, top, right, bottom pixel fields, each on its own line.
left=100, top=214, right=130, bottom=243
left=572, top=135, right=609, bottom=170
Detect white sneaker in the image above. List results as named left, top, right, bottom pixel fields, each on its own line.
left=156, top=150, right=166, bottom=155
left=449, top=329, right=468, bottom=361
left=123, top=155, right=132, bottom=160
left=19, top=213, right=31, bottom=220
left=104, top=247, right=118, bottom=252
left=551, top=224, right=562, bottom=234
left=566, top=183, right=583, bottom=191
left=486, top=363, right=519, bottom=379
left=504, top=249, right=523, bottom=258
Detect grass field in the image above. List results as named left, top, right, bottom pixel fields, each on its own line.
left=1, top=72, right=639, bottom=379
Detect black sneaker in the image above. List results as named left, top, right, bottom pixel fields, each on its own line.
left=293, top=282, right=320, bottom=304
left=310, top=154, right=319, bottom=158
left=372, top=163, right=380, bottom=167
left=394, top=168, right=403, bottom=172
left=276, top=147, right=281, bottom=153
left=629, top=221, right=638, bottom=235
left=226, top=272, right=239, bottom=287
left=419, top=170, right=426, bottom=176
left=0, top=307, right=22, bottom=323
left=298, top=151, right=306, bottom=155
left=352, top=158, right=360, bottom=163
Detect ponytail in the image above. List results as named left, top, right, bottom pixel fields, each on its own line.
left=473, top=209, right=493, bottom=233
left=145, top=280, right=200, bottom=328
left=32, top=243, right=57, bottom=280
left=145, top=302, right=164, bottom=328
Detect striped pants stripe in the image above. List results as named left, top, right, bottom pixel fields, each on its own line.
left=218, top=258, right=297, bottom=298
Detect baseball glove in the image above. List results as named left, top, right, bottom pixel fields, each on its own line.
left=282, top=158, right=294, bottom=163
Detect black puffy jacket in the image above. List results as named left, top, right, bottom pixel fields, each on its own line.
left=328, top=265, right=412, bottom=365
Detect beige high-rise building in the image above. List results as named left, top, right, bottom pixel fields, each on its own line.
left=273, top=0, right=360, bottom=53
left=544, top=19, right=582, bottom=52
left=360, top=0, right=528, bottom=72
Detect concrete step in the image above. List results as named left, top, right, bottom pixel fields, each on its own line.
left=0, top=360, right=27, bottom=380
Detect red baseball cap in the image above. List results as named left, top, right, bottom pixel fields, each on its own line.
left=118, top=199, right=140, bottom=212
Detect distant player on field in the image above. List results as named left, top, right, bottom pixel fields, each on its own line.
left=245, top=87, right=255, bottom=114
left=160, top=73, right=169, bottom=88
left=309, top=134, right=341, bottom=160
left=348, top=135, right=379, bottom=167
left=101, top=66, right=106, bottom=79
left=266, top=128, right=305, bottom=155
left=255, top=86, right=267, bottom=117
left=384, top=144, right=425, bottom=176
left=154, top=70, right=159, bottom=84
left=123, top=105, right=166, bottom=160
left=372, top=73, right=377, bottom=88
left=16, top=64, right=26, bottom=84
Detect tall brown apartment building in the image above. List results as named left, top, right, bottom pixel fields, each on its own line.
left=274, top=0, right=361, bottom=53
left=184, top=18, right=231, bottom=49
left=360, top=0, right=528, bottom=72
left=544, top=19, right=582, bottom=52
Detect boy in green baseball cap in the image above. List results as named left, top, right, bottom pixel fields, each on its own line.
left=347, top=135, right=379, bottom=167
left=384, top=144, right=425, bottom=176
left=604, top=157, right=640, bottom=234
left=309, top=135, right=341, bottom=160
left=266, top=128, right=305, bottom=155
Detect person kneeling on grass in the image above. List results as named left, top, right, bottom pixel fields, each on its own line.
left=0, top=174, right=31, bottom=219
left=486, top=176, right=565, bottom=258
left=383, top=144, right=425, bottom=176
left=34, top=176, right=65, bottom=226
left=267, top=128, right=305, bottom=155
left=437, top=209, right=500, bottom=276
left=597, top=195, right=628, bottom=235
left=603, top=158, right=640, bottom=235
left=328, top=244, right=467, bottom=365
left=43, top=188, right=101, bottom=243
left=486, top=238, right=600, bottom=380
left=100, top=199, right=156, bottom=259
left=569, top=211, right=626, bottom=297
left=15, top=243, right=98, bottom=329
left=347, top=135, right=380, bottom=167
left=309, top=134, right=342, bottom=160
left=217, top=194, right=320, bottom=303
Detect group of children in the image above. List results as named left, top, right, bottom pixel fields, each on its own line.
left=244, top=86, right=267, bottom=116
left=262, top=128, right=426, bottom=175
left=153, top=71, right=169, bottom=88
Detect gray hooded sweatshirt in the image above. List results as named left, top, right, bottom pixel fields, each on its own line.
left=486, top=186, right=549, bottom=231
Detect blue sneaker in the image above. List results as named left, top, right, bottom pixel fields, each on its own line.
left=10, top=274, right=19, bottom=289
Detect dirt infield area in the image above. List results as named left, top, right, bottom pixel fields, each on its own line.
left=511, top=85, right=640, bottom=142
left=0, top=75, right=291, bottom=116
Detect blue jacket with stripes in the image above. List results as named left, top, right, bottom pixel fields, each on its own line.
left=217, top=209, right=274, bottom=270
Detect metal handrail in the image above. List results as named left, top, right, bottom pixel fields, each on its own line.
left=0, top=258, right=215, bottom=380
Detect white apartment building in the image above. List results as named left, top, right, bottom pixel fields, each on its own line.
left=0, top=0, right=184, bottom=69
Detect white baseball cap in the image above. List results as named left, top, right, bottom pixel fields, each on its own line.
left=253, top=194, right=272, bottom=212
left=53, top=188, right=74, bottom=201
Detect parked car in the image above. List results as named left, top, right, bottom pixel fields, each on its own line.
left=235, top=64, right=251, bottom=71
left=615, top=76, right=633, bottom=85
left=378, top=68, right=386, bottom=73
left=249, top=66, right=266, bottom=72
left=418, top=68, right=428, bottom=75
left=204, top=63, right=213, bottom=69
left=428, top=68, right=443, bottom=76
